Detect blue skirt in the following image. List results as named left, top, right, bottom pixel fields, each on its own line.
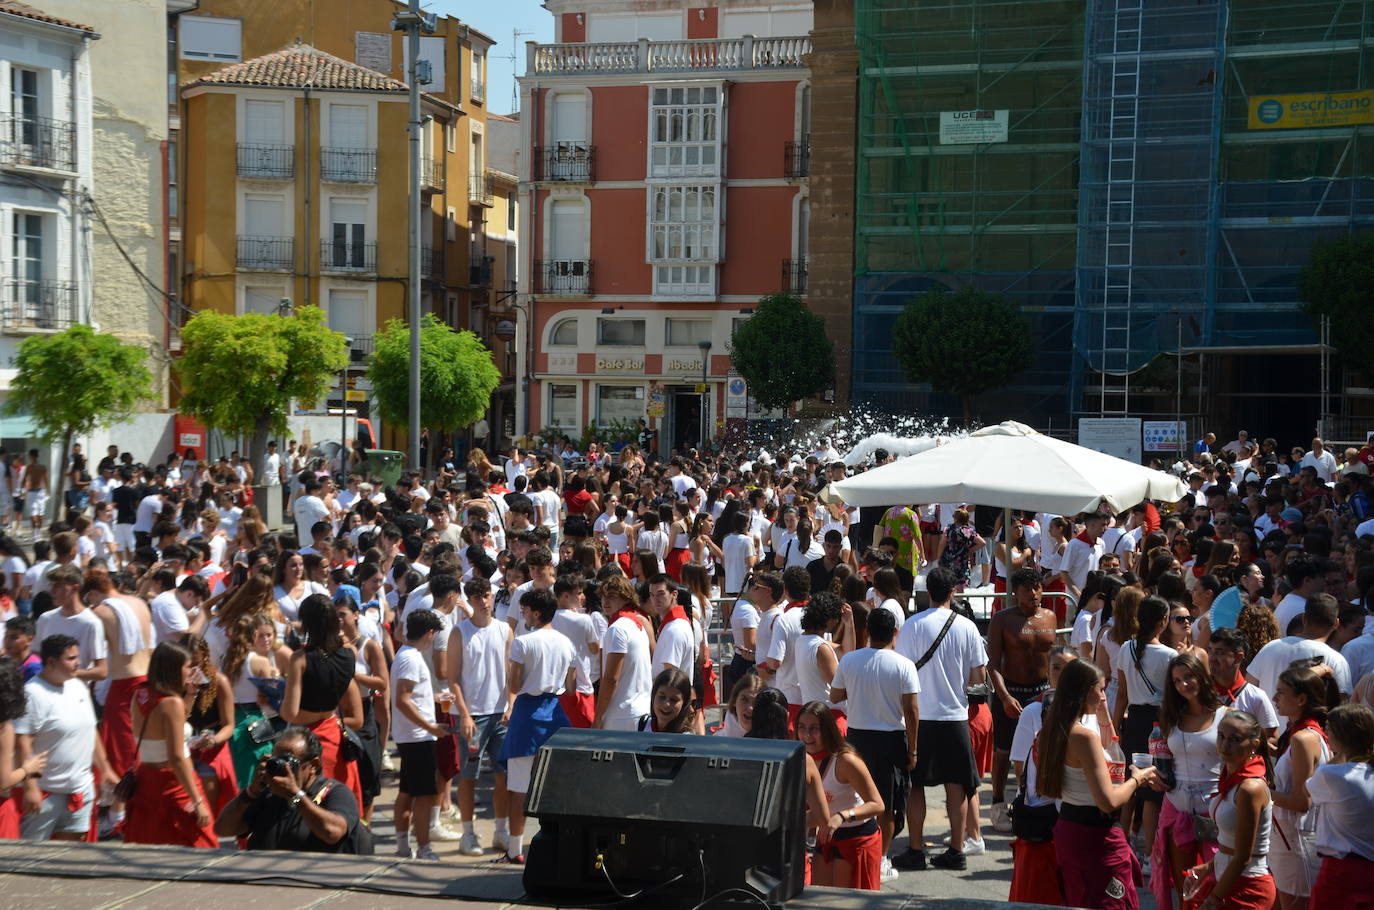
left=498, top=692, right=569, bottom=762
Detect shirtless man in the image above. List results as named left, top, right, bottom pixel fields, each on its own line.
left=84, top=568, right=153, bottom=833
left=985, top=567, right=1056, bottom=833
left=22, top=449, right=48, bottom=534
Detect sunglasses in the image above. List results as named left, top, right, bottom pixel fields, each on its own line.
left=1171, top=615, right=1193, bottom=625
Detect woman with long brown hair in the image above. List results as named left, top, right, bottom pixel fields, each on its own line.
left=1268, top=666, right=1339, bottom=908
left=796, top=701, right=884, bottom=890
left=1191, top=709, right=1275, bottom=910
left=183, top=633, right=237, bottom=815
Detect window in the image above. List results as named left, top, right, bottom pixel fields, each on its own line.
left=328, top=104, right=368, bottom=148
left=327, top=289, right=368, bottom=338
left=650, top=186, right=716, bottom=260
left=179, top=16, right=242, bottom=62
left=471, top=52, right=486, bottom=103
left=597, top=318, right=645, bottom=346
left=654, top=264, right=714, bottom=296
left=12, top=212, right=43, bottom=285
left=508, top=193, right=516, bottom=231
left=549, top=385, right=577, bottom=429
left=549, top=199, right=585, bottom=260
left=445, top=121, right=457, bottom=153
left=597, top=386, right=645, bottom=426
left=446, top=206, right=457, bottom=242
left=167, top=139, right=178, bottom=217
left=665, top=318, right=711, bottom=347
left=243, top=195, right=284, bottom=236
left=651, top=86, right=719, bottom=179
left=550, top=318, right=578, bottom=346
left=12, top=68, right=39, bottom=129
left=328, top=198, right=368, bottom=269
left=243, top=286, right=282, bottom=315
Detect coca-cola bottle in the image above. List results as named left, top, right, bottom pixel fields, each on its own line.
left=1149, top=722, right=1176, bottom=789
left=1107, top=735, right=1127, bottom=785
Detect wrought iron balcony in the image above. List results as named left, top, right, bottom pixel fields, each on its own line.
left=469, top=173, right=494, bottom=206
left=236, top=143, right=294, bottom=179
left=470, top=256, right=493, bottom=287
left=345, top=334, right=375, bottom=362
left=535, top=259, right=592, bottom=296
left=420, top=155, right=443, bottom=191
left=320, top=147, right=377, bottom=184
left=530, top=35, right=811, bottom=76
left=320, top=239, right=376, bottom=273
left=236, top=235, right=294, bottom=271
left=0, top=114, right=75, bottom=171
left=784, top=138, right=810, bottom=178
left=420, top=245, right=443, bottom=281
left=535, top=144, right=594, bottom=182
left=781, top=258, right=808, bottom=295
left=0, top=278, right=77, bottom=330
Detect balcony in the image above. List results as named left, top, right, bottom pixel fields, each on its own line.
left=535, top=144, right=594, bottom=182
left=419, top=155, right=443, bottom=191
left=320, top=239, right=376, bottom=274
left=420, top=245, right=443, bottom=281
left=0, top=114, right=75, bottom=172
left=529, top=35, right=811, bottom=76
left=470, top=256, right=493, bottom=287
left=535, top=259, right=592, bottom=296
left=471, top=76, right=486, bottom=105
left=781, top=258, right=808, bottom=295
left=236, top=235, right=294, bottom=271
left=784, top=138, right=810, bottom=178
left=320, top=147, right=377, bottom=184
left=469, top=173, right=494, bottom=206
left=344, top=334, right=375, bottom=363
left=236, top=143, right=294, bottom=179
left=0, top=278, right=77, bottom=330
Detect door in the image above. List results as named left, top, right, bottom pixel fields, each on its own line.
left=329, top=198, right=367, bottom=268
left=243, top=99, right=287, bottom=176
left=11, top=68, right=38, bottom=149
left=671, top=390, right=701, bottom=453
left=242, top=196, right=285, bottom=267
left=327, top=104, right=369, bottom=180
left=11, top=213, right=41, bottom=318
left=550, top=93, right=587, bottom=178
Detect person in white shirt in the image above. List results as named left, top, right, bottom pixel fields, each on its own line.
left=668, top=458, right=697, bottom=496
left=725, top=576, right=772, bottom=698
left=648, top=575, right=696, bottom=686
left=550, top=574, right=600, bottom=729
left=1305, top=703, right=1374, bottom=902
left=293, top=478, right=331, bottom=545
left=34, top=565, right=107, bottom=682
left=390, top=610, right=450, bottom=862
left=892, top=566, right=988, bottom=871
left=448, top=577, right=513, bottom=858
left=1247, top=595, right=1352, bottom=715
left=1059, top=512, right=1106, bottom=600
left=1273, top=554, right=1325, bottom=636
left=1300, top=437, right=1339, bottom=483
left=721, top=512, right=757, bottom=596
left=1207, top=628, right=1279, bottom=739
left=760, top=567, right=812, bottom=719
left=594, top=575, right=652, bottom=732
left=262, top=441, right=282, bottom=487
left=499, top=587, right=577, bottom=864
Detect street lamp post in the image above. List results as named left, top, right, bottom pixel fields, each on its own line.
left=697, top=339, right=712, bottom=451
left=341, top=336, right=352, bottom=473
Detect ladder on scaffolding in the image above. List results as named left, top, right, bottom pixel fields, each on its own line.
left=1099, top=0, right=1141, bottom=416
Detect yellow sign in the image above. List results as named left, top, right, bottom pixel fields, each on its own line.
left=345, top=390, right=367, bottom=401
left=694, top=383, right=707, bottom=393
left=1248, top=90, right=1374, bottom=130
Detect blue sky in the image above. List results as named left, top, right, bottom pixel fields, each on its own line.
left=427, top=0, right=555, bottom=115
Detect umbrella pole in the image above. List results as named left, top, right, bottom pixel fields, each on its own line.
left=1003, top=506, right=1014, bottom=615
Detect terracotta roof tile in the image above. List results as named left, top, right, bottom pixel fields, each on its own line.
left=0, top=1, right=96, bottom=34
left=185, top=42, right=408, bottom=92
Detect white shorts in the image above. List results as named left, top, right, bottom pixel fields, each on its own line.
left=25, top=490, right=47, bottom=518
left=19, top=780, right=94, bottom=839
left=1269, top=828, right=1319, bottom=896
left=506, top=755, right=534, bottom=794
left=114, top=523, right=136, bottom=553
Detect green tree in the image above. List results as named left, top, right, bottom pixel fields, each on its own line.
left=1298, top=232, right=1374, bottom=383
left=367, top=313, right=500, bottom=468
left=176, top=306, right=348, bottom=464
left=5, top=324, right=154, bottom=513
left=728, top=293, right=835, bottom=411
left=891, top=286, right=1034, bottom=418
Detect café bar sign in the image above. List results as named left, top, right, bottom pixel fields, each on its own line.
left=597, top=357, right=643, bottom=373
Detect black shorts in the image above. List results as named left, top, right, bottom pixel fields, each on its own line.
left=396, top=740, right=438, bottom=797
left=1123, top=704, right=1163, bottom=806
left=911, top=719, right=979, bottom=796
left=847, top=728, right=910, bottom=817
left=992, top=681, right=1049, bottom=752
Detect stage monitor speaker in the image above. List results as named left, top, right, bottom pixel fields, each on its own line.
left=523, top=728, right=806, bottom=908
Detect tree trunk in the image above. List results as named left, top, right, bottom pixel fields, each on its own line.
left=52, top=429, right=71, bottom=526
left=250, top=416, right=272, bottom=480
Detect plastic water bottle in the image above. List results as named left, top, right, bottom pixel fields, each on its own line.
left=1107, top=735, right=1127, bottom=785
left=1149, top=723, right=1176, bottom=789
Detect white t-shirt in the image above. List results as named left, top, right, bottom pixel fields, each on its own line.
left=1120, top=640, right=1178, bottom=706
left=1308, top=761, right=1374, bottom=860
left=14, top=676, right=97, bottom=792
left=1273, top=593, right=1308, bottom=636
left=510, top=626, right=576, bottom=696
left=1061, top=536, right=1103, bottom=590
left=755, top=605, right=783, bottom=668
left=1071, top=608, right=1098, bottom=652
left=1300, top=450, right=1338, bottom=482
left=133, top=494, right=162, bottom=533
left=1220, top=681, right=1280, bottom=731
left=293, top=495, right=331, bottom=544
left=896, top=608, right=988, bottom=721
left=551, top=609, right=600, bottom=695
left=765, top=607, right=806, bottom=705
left=1340, top=632, right=1374, bottom=685
left=35, top=608, right=107, bottom=669
left=877, top=598, right=905, bottom=628
left=455, top=617, right=510, bottom=716
left=831, top=646, right=919, bottom=731
left=654, top=615, right=697, bottom=683
left=1247, top=636, right=1352, bottom=711
left=1012, top=699, right=1102, bottom=808
left=670, top=474, right=697, bottom=496
left=729, top=599, right=760, bottom=654
left=601, top=615, right=652, bottom=725
left=149, top=590, right=188, bottom=643
left=390, top=644, right=436, bottom=743
left=722, top=533, right=754, bottom=594
left=274, top=581, right=329, bottom=624
left=23, top=559, right=53, bottom=596
left=535, top=489, right=562, bottom=529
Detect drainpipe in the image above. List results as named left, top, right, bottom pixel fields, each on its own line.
left=303, top=85, right=312, bottom=306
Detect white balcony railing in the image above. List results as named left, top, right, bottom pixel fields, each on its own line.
left=529, top=35, right=811, bottom=76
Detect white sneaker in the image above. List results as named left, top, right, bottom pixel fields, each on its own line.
left=492, top=830, right=509, bottom=853
left=429, top=824, right=462, bottom=842
left=414, top=844, right=441, bottom=862
left=381, top=753, right=397, bottom=772
left=459, top=832, right=483, bottom=856
left=991, top=801, right=1013, bottom=834
left=963, top=837, right=986, bottom=856
left=880, top=856, right=899, bottom=881
left=441, top=806, right=462, bottom=823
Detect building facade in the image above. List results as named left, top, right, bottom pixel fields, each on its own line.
left=846, top=0, right=1374, bottom=443
left=519, top=1, right=813, bottom=453
left=0, top=2, right=96, bottom=427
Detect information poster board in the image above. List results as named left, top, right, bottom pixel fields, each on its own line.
left=1079, top=418, right=1143, bottom=464
left=1143, top=420, right=1187, bottom=453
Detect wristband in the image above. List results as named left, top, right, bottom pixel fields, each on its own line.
left=290, top=789, right=306, bottom=809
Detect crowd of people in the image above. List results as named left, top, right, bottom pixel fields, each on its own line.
left=0, top=428, right=1371, bottom=910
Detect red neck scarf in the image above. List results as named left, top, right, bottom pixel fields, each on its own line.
left=1217, top=755, right=1267, bottom=802
left=1278, top=717, right=1327, bottom=758
left=1075, top=530, right=1095, bottom=545
left=785, top=598, right=808, bottom=613
left=612, top=607, right=646, bottom=632
left=664, top=604, right=690, bottom=626
left=1215, top=670, right=1246, bottom=706
left=807, top=748, right=830, bottom=769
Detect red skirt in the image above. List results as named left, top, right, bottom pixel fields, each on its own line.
left=101, top=675, right=147, bottom=780
left=613, top=552, right=632, bottom=574
left=308, top=716, right=363, bottom=811
left=559, top=691, right=596, bottom=729
left=969, top=701, right=993, bottom=776
left=1010, top=838, right=1064, bottom=905
left=192, top=740, right=238, bottom=814
left=664, top=548, right=690, bottom=581
left=1054, top=817, right=1141, bottom=910
left=1185, top=873, right=1276, bottom=910
left=1312, top=855, right=1374, bottom=910
left=1043, top=578, right=1067, bottom=624
left=124, top=764, right=217, bottom=848
left=699, top=659, right=719, bottom=708
left=0, top=792, right=18, bottom=839
left=817, top=826, right=883, bottom=891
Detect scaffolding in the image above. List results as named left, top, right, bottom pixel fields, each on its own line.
left=852, top=0, right=1374, bottom=429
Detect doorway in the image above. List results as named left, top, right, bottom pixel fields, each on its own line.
left=669, top=389, right=701, bottom=454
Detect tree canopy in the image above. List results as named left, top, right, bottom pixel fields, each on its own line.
left=367, top=313, right=500, bottom=444
left=5, top=324, right=154, bottom=509
left=175, top=306, right=348, bottom=456
left=890, top=285, right=1034, bottom=417
left=728, top=293, right=835, bottom=411
left=1298, top=232, right=1374, bottom=383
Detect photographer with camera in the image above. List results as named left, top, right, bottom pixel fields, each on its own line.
left=213, top=725, right=368, bottom=853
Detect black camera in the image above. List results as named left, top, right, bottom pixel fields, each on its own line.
left=265, top=755, right=300, bottom=778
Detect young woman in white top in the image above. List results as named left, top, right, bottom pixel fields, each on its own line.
left=689, top=513, right=722, bottom=576
left=271, top=550, right=328, bottom=625
left=796, top=701, right=884, bottom=890
left=1268, top=666, right=1338, bottom=908
left=1306, top=704, right=1374, bottom=905
left=795, top=596, right=844, bottom=727
left=603, top=505, right=634, bottom=575
left=1195, top=709, right=1274, bottom=910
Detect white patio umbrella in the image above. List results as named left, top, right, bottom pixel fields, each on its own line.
left=831, top=421, right=1188, bottom=613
